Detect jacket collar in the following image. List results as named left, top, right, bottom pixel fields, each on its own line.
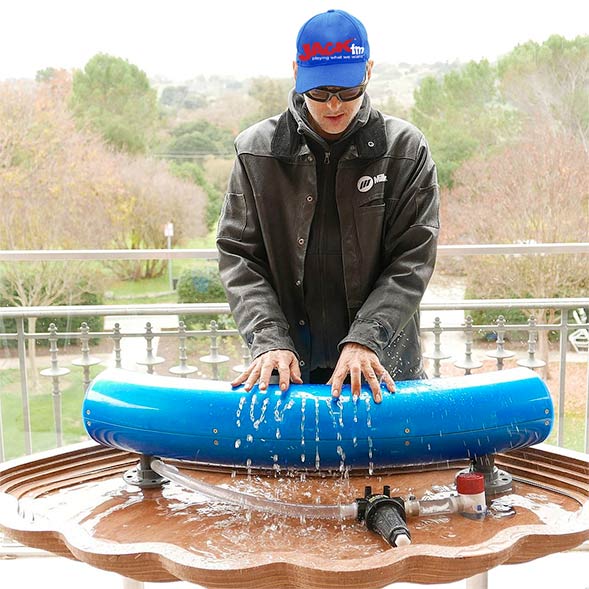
left=271, top=90, right=387, bottom=160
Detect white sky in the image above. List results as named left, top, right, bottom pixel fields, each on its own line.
left=1, top=0, right=588, bottom=82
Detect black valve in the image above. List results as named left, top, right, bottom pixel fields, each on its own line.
left=356, top=486, right=411, bottom=547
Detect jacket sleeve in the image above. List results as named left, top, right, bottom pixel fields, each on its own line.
left=339, top=136, right=439, bottom=359
left=216, top=154, right=298, bottom=360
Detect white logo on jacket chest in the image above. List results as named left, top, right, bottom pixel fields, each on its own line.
left=357, top=173, right=387, bottom=192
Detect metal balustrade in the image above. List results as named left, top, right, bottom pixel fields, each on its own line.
left=0, top=242, right=588, bottom=463
left=0, top=297, right=588, bottom=463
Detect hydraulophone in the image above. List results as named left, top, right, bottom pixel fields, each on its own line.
left=82, top=367, right=554, bottom=471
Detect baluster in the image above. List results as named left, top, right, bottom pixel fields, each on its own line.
left=423, top=316, right=451, bottom=378
left=169, top=321, right=198, bottom=377
left=232, top=338, right=252, bottom=374
left=40, top=323, right=70, bottom=447
left=200, top=320, right=229, bottom=380
left=486, top=315, right=515, bottom=370
left=517, top=315, right=546, bottom=370
left=0, top=395, right=5, bottom=462
left=454, top=315, right=483, bottom=375
left=72, top=322, right=102, bottom=391
left=136, top=322, right=165, bottom=374
left=112, top=322, right=122, bottom=369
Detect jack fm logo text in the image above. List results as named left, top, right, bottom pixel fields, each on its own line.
left=299, top=39, right=365, bottom=61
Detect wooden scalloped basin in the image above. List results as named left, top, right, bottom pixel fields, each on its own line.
left=1, top=441, right=589, bottom=588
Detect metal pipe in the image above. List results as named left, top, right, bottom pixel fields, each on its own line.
left=2, top=298, right=589, bottom=320
left=558, top=312, right=569, bottom=446
left=2, top=242, right=589, bottom=262
left=585, top=355, right=589, bottom=454
left=16, top=317, right=32, bottom=455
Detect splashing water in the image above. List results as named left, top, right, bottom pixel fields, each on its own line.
left=325, top=398, right=339, bottom=431
left=274, top=398, right=283, bottom=422
left=337, top=446, right=346, bottom=473
left=353, top=395, right=359, bottom=423
left=336, top=398, right=344, bottom=428
left=272, top=454, right=280, bottom=475
left=364, top=397, right=372, bottom=428
left=235, top=396, right=246, bottom=428
left=251, top=397, right=270, bottom=430
left=300, top=397, right=306, bottom=449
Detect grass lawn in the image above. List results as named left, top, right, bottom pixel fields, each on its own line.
left=0, top=365, right=103, bottom=461
left=546, top=413, right=587, bottom=452
left=103, top=232, right=218, bottom=305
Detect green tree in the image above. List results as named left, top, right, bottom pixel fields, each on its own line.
left=241, top=77, right=291, bottom=128
left=171, top=161, right=222, bottom=231
left=177, top=264, right=232, bottom=328
left=374, top=95, right=410, bottom=120
left=70, top=53, right=159, bottom=153
left=168, top=120, right=234, bottom=157
left=159, top=86, right=207, bottom=110
left=411, top=60, right=517, bottom=187
left=35, top=67, right=60, bottom=83
left=444, top=124, right=589, bottom=373
left=160, top=85, right=189, bottom=108
left=498, top=35, right=589, bottom=152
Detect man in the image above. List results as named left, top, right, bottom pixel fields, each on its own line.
left=217, top=9, right=439, bottom=403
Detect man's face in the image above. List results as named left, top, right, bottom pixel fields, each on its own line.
left=295, top=61, right=373, bottom=141
left=304, top=91, right=364, bottom=140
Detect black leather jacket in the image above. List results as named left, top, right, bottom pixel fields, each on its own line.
left=217, top=91, right=439, bottom=381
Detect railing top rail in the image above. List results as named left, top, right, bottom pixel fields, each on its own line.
left=0, top=249, right=219, bottom=261
left=0, top=303, right=230, bottom=318
left=1, top=298, right=588, bottom=319
left=1, top=243, right=589, bottom=262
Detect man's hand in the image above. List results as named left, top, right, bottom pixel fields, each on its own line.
left=231, top=349, right=303, bottom=392
left=327, top=342, right=395, bottom=403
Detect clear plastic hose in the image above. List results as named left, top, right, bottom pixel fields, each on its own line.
left=404, top=494, right=486, bottom=518
left=150, top=459, right=359, bottom=520
left=405, top=495, right=464, bottom=517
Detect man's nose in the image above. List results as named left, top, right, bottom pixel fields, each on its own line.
left=326, top=95, right=341, bottom=109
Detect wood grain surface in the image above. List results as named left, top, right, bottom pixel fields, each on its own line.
left=1, top=441, right=588, bottom=588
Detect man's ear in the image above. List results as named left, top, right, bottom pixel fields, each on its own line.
left=292, top=61, right=298, bottom=82
left=366, top=60, right=374, bottom=81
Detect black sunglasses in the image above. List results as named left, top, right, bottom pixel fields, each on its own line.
left=304, top=80, right=367, bottom=103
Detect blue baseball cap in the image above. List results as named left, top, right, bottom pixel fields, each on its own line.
left=295, top=9, right=370, bottom=94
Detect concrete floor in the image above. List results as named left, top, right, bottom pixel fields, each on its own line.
left=0, top=545, right=588, bottom=589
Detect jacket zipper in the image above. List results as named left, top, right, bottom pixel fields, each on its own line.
left=320, top=150, right=332, bottom=357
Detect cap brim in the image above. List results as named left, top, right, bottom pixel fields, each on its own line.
left=295, top=61, right=366, bottom=94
